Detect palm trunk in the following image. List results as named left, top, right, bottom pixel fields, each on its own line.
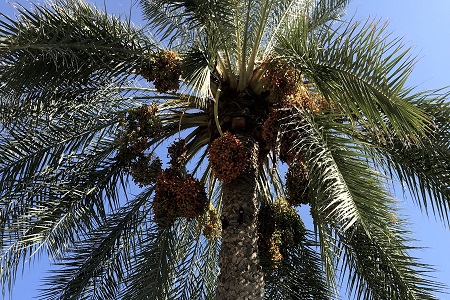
left=217, top=136, right=264, bottom=300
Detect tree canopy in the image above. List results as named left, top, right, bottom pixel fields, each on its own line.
left=1, top=0, right=450, bottom=299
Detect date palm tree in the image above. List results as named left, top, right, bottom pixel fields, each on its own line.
left=1, top=0, right=450, bottom=299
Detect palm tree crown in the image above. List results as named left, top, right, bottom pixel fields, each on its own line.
left=1, top=0, right=450, bottom=299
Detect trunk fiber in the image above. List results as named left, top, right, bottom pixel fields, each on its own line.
left=217, top=136, right=264, bottom=300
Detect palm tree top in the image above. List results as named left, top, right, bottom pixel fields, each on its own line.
left=1, top=0, right=450, bottom=299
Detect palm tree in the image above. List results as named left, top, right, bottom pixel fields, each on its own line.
left=1, top=0, right=450, bottom=299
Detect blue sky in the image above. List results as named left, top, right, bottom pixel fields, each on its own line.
left=1, top=0, right=450, bottom=299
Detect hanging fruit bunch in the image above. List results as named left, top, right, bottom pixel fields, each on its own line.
left=285, top=159, right=310, bottom=206
left=273, top=198, right=305, bottom=251
left=284, top=79, right=332, bottom=113
left=262, top=108, right=305, bottom=163
left=167, top=138, right=188, bottom=171
left=116, top=104, right=163, bottom=186
left=207, top=132, right=248, bottom=183
left=261, top=109, right=281, bottom=151
left=257, top=57, right=332, bottom=163
left=258, top=201, right=282, bottom=266
left=278, top=127, right=302, bottom=163
left=260, top=57, right=330, bottom=112
left=138, top=50, right=181, bottom=93
left=260, top=57, right=297, bottom=103
left=153, top=139, right=208, bottom=227
left=259, top=58, right=302, bottom=163
left=130, top=156, right=162, bottom=187
left=116, top=104, right=162, bottom=160
left=258, top=197, right=305, bottom=265
left=153, top=168, right=208, bottom=226
left=198, top=204, right=222, bottom=239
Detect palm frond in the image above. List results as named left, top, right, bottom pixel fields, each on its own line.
left=180, top=50, right=213, bottom=107
left=38, top=187, right=154, bottom=300
left=264, top=228, right=332, bottom=299
left=263, top=0, right=349, bottom=56
left=236, top=0, right=310, bottom=89
left=138, top=0, right=236, bottom=44
left=290, top=111, right=445, bottom=299
left=0, top=89, right=130, bottom=200
left=0, top=94, right=134, bottom=290
left=280, top=110, right=377, bottom=291
left=0, top=159, right=128, bottom=295
left=309, top=204, right=339, bottom=294
left=166, top=223, right=220, bottom=300
left=339, top=221, right=443, bottom=300
left=234, top=0, right=274, bottom=89
left=362, top=89, right=450, bottom=225
left=285, top=111, right=369, bottom=232
left=308, top=0, right=350, bottom=29
left=0, top=0, right=152, bottom=116
left=276, top=18, right=431, bottom=143
left=121, top=220, right=220, bottom=300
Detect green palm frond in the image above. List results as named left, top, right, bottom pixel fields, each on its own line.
left=277, top=18, right=431, bottom=143
left=234, top=0, right=275, bottom=88
left=166, top=225, right=219, bottom=300
left=0, top=90, right=130, bottom=201
left=285, top=110, right=444, bottom=297
left=309, top=203, right=340, bottom=294
left=0, top=159, right=128, bottom=295
left=0, top=92, right=136, bottom=290
left=139, top=0, right=236, bottom=44
left=181, top=51, right=214, bottom=105
left=285, top=111, right=367, bottom=232
left=264, top=228, right=331, bottom=299
left=121, top=220, right=220, bottom=300
left=119, top=225, right=176, bottom=300
left=233, top=0, right=351, bottom=90
left=0, top=0, right=152, bottom=116
left=308, top=0, right=350, bottom=29
left=39, top=187, right=154, bottom=300
left=259, top=0, right=311, bottom=58
left=360, top=89, right=450, bottom=225
left=339, top=222, right=442, bottom=300
left=264, top=0, right=349, bottom=55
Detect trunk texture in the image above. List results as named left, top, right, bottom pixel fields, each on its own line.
left=217, top=136, right=264, bottom=300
